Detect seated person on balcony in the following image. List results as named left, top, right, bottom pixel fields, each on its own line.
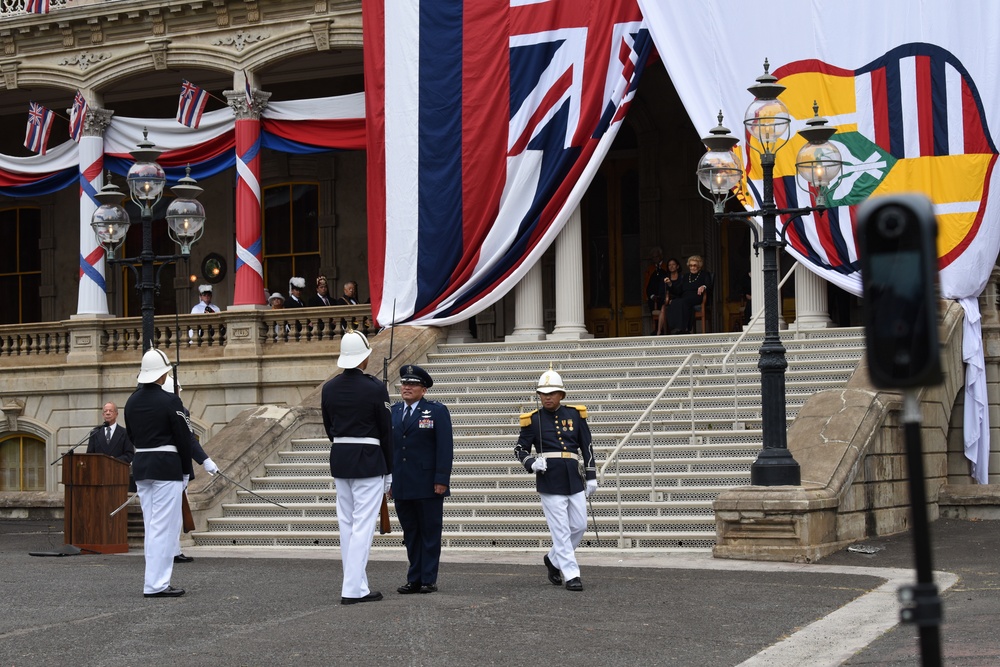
left=642, top=247, right=666, bottom=310
left=664, top=255, right=712, bottom=334
left=652, top=257, right=682, bottom=335
left=309, top=275, right=333, bottom=306
left=286, top=277, right=307, bottom=308
left=190, top=285, right=218, bottom=314
left=336, top=280, right=360, bottom=306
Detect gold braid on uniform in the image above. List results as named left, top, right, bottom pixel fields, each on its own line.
left=563, top=404, right=587, bottom=418
left=519, top=409, right=538, bottom=428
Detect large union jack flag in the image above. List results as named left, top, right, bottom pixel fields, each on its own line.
left=364, top=0, right=651, bottom=326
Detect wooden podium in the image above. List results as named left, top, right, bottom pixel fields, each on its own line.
left=62, top=452, right=130, bottom=554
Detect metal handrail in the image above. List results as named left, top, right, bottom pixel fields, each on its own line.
left=597, top=352, right=704, bottom=547
left=721, top=262, right=799, bottom=427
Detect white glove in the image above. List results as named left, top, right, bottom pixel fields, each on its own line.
left=585, top=479, right=598, bottom=498
left=383, top=474, right=392, bottom=494
left=202, top=458, right=219, bottom=476
left=182, top=474, right=190, bottom=489
left=530, top=457, right=547, bottom=473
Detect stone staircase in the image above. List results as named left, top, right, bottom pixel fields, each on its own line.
left=192, top=328, right=866, bottom=549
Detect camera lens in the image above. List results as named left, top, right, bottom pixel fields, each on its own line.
left=876, top=205, right=908, bottom=238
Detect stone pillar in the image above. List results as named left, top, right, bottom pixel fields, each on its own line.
left=548, top=206, right=592, bottom=340
left=794, top=266, right=833, bottom=329
left=75, top=105, right=115, bottom=315
left=226, top=75, right=271, bottom=307
left=747, top=244, right=765, bottom=332
left=506, top=262, right=546, bottom=341
left=446, top=318, right=476, bottom=343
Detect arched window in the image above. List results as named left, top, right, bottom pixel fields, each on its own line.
left=262, top=183, right=320, bottom=294
left=0, top=207, right=42, bottom=325
left=0, top=434, right=46, bottom=491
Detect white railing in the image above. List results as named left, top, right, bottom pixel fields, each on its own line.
left=597, top=352, right=705, bottom=547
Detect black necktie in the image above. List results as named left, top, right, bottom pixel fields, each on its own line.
left=403, top=405, right=412, bottom=424
left=105, top=426, right=111, bottom=444
left=205, top=305, right=215, bottom=313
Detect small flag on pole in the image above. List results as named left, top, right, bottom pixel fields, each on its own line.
left=25, top=0, right=50, bottom=14
left=69, top=90, right=88, bottom=142
left=24, top=102, right=54, bottom=155
left=176, top=80, right=210, bottom=128
left=243, top=70, right=253, bottom=109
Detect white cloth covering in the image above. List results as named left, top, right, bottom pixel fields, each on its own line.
left=136, top=479, right=183, bottom=594
left=540, top=491, right=587, bottom=581
left=334, top=475, right=384, bottom=598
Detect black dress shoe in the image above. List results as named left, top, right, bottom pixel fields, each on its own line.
left=397, top=582, right=421, bottom=594
left=144, top=586, right=185, bottom=598
left=173, top=554, right=194, bottom=563
left=565, top=577, right=583, bottom=592
left=341, top=591, right=383, bottom=605
left=543, top=555, right=562, bottom=586
left=419, top=584, right=438, bottom=594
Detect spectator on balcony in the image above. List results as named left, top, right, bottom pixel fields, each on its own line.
left=336, top=280, right=360, bottom=306
left=309, top=275, right=333, bottom=307
left=268, top=292, right=285, bottom=309
left=664, top=255, right=713, bottom=334
left=190, top=285, right=218, bottom=314
left=286, top=277, right=307, bottom=308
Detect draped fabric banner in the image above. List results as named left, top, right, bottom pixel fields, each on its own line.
left=638, top=0, right=999, bottom=483
left=0, top=93, right=366, bottom=195
left=364, top=0, right=652, bottom=327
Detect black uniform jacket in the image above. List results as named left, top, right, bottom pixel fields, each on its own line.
left=86, top=423, right=134, bottom=463
left=124, top=384, right=194, bottom=482
left=515, top=404, right=596, bottom=495
left=321, top=368, right=393, bottom=479
left=391, top=398, right=453, bottom=500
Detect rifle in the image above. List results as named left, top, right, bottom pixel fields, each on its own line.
left=377, top=300, right=397, bottom=535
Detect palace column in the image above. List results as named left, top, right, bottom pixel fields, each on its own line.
left=75, top=104, right=115, bottom=315
left=793, top=267, right=833, bottom=329
left=226, top=75, right=271, bottom=307
left=506, top=262, right=546, bottom=341
left=548, top=205, right=592, bottom=340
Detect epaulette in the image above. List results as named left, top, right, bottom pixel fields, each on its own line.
left=519, top=409, right=538, bottom=427
left=565, top=404, right=588, bottom=418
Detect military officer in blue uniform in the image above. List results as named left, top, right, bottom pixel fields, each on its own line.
left=124, top=348, right=194, bottom=598
left=515, top=368, right=597, bottom=592
left=389, top=365, right=453, bottom=594
left=321, top=330, right=393, bottom=605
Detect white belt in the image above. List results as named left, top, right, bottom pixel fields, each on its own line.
left=540, top=452, right=581, bottom=461
left=332, top=437, right=380, bottom=446
left=136, top=445, right=178, bottom=453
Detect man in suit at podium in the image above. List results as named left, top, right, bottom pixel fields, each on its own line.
left=86, top=402, right=134, bottom=463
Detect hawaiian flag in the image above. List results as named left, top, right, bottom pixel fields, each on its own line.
left=176, top=80, right=210, bottom=128
left=25, top=0, right=50, bottom=14
left=69, top=90, right=88, bottom=142
left=24, top=102, right=54, bottom=155
left=364, top=0, right=651, bottom=326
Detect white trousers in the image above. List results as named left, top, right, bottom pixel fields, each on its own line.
left=540, top=491, right=587, bottom=581
left=136, top=479, right=183, bottom=594
left=334, top=476, right=383, bottom=598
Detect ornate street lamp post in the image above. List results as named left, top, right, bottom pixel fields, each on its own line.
left=697, top=61, right=843, bottom=486
left=91, top=130, right=206, bottom=352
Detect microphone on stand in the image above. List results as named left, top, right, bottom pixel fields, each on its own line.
left=50, top=422, right=107, bottom=466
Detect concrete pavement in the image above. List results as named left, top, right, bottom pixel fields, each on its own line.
left=1, top=518, right=995, bottom=666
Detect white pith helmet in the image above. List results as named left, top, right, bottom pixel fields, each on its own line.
left=536, top=368, right=565, bottom=394
left=337, top=330, right=372, bottom=369
left=137, top=348, right=172, bottom=383
left=161, top=375, right=182, bottom=394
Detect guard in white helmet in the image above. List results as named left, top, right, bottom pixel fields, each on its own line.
left=124, top=349, right=194, bottom=598
left=321, top=330, right=393, bottom=605
left=515, top=367, right=597, bottom=592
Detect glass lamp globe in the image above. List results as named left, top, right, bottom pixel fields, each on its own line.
left=744, top=97, right=791, bottom=154
left=127, top=160, right=166, bottom=202
left=796, top=140, right=843, bottom=189
left=166, top=198, right=206, bottom=256
left=91, top=202, right=131, bottom=252
left=697, top=149, right=743, bottom=194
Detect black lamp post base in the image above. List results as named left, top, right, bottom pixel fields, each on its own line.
left=750, top=456, right=801, bottom=486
